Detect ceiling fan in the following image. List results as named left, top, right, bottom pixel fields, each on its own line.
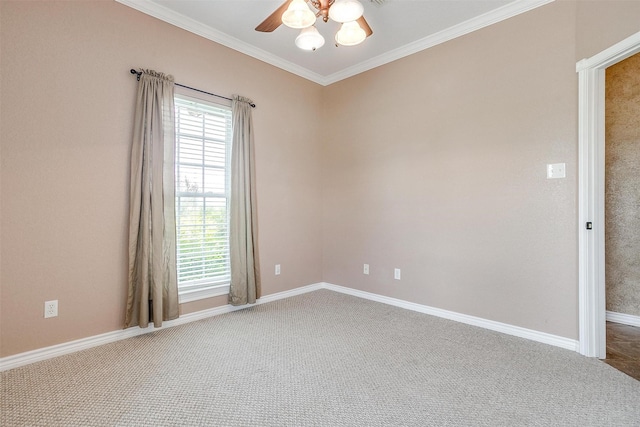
left=256, top=0, right=373, bottom=51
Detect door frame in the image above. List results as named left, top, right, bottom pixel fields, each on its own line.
left=577, top=31, right=640, bottom=358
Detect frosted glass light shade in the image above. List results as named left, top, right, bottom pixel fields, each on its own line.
left=295, top=26, right=325, bottom=51
left=328, top=0, right=364, bottom=23
left=335, top=21, right=366, bottom=46
left=282, top=0, right=316, bottom=29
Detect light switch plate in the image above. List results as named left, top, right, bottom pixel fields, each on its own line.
left=547, top=163, right=566, bottom=179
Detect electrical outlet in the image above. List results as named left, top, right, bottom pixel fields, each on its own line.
left=363, top=264, right=369, bottom=275
left=44, top=300, right=58, bottom=318
left=394, top=268, right=401, bottom=280
left=275, top=264, right=281, bottom=275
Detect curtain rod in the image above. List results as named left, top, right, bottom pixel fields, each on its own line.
left=130, top=69, right=256, bottom=108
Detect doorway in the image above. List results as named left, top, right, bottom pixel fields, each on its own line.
left=601, top=52, right=640, bottom=380
left=577, top=31, right=640, bottom=358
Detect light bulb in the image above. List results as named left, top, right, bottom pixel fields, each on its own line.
left=328, top=0, right=364, bottom=23
left=295, top=26, right=325, bottom=51
left=335, top=21, right=366, bottom=46
left=282, top=0, right=316, bottom=29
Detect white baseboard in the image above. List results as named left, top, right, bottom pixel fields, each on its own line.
left=606, top=310, right=640, bottom=327
left=0, top=283, right=323, bottom=372
left=254, top=282, right=324, bottom=304
left=1, top=281, right=578, bottom=371
left=322, top=283, right=579, bottom=352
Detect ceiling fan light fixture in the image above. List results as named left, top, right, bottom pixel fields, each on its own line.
left=295, top=25, right=325, bottom=51
left=328, top=0, right=364, bottom=23
left=335, top=20, right=366, bottom=46
left=282, top=0, right=316, bottom=29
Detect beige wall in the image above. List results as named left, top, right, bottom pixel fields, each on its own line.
left=2, top=0, right=640, bottom=358
left=605, top=52, right=640, bottom=317
left=321, top=0, right=640, bottom=340
left=0, top=1, right=323, bottom=357
left=575, top=0, right=640, bottom=61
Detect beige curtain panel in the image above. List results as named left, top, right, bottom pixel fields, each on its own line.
left=229, top=95, right=261, bottom=306
left=125, top=69, right=179, bottom=328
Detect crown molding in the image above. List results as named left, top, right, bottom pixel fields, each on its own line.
left=323, top=0, right=555, bottom=84
left=115, top=0, right=327, bottom=84
left=116, top=0, right=554, bottom=86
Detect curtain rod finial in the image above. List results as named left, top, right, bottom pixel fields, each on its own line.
left=130, top=69, right=141, bottom=81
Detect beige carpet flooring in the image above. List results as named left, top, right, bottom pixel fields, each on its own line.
left=2, top=289, right=639, bottom=426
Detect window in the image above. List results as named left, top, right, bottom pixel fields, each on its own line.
left=174, top=94, right=232, bottom=301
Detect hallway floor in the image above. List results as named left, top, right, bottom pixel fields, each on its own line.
left=603, top=321, right=640, bottom=381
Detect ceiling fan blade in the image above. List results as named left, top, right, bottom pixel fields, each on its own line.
left=357, top=15, right=373, bottom=37
left=255, top=0, right=293, bottom=32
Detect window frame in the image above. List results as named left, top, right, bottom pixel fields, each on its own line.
left=173, top=88, right=232, bottom=304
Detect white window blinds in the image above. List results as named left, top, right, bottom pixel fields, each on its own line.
left=174, top=94, right=232, bottom=292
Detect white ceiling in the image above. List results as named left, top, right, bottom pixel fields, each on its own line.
left=116, top=0, right=553, bottom=85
